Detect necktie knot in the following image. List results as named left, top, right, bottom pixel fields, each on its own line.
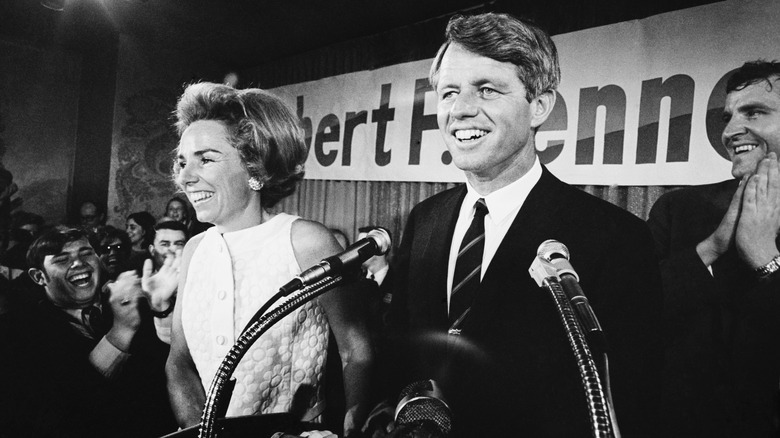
left=474, top=198, right=488, bottom=219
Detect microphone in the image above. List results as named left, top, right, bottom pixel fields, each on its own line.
left=279, top=227, right=391, bottom=294
left=393, top=379, right=451, bottom=437
left=536, top=239, right=606, bottom=350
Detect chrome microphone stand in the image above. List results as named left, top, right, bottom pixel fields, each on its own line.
left=529, top=257, right=617, bottom=438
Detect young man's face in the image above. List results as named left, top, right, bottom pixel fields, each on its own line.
left=722, top=76, right=780, bottom=179
left=31, top=238, right=102, bottom=309
left=435, top=43, right=552, bottom=184
left=150, top=228, right=186, bottom=269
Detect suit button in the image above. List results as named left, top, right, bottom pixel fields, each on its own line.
left=216, top=335, right=226, bottom=345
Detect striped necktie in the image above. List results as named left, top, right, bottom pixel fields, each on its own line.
left=449, top=198, right=488, bottom=324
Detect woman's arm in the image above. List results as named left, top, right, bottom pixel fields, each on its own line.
left=291, top=220, right=374, bottom=436
left=166, top=234, right=207, bottom=428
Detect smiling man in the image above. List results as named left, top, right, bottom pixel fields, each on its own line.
left=648, top=60, right=780, bottom=436
left=386, top=12, right=662, bottom=437
left=0, top=228, right=176, bottom=437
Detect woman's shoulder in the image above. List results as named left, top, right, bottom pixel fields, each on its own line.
left=290, top=219, right=340, bottom=264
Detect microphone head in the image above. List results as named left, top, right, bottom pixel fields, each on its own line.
left=395, top=379, right=451, bottom=436
left=536, top=239, right=570, bottom=262
left=367, top=227, right=392, bottom=255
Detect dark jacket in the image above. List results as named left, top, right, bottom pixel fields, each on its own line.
left=389, top=166, right=663, bottom=437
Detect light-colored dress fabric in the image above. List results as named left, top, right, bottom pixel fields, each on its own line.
left=181, top=213, right=329, bottom=419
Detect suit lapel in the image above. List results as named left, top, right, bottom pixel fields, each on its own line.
left=475, top=167, right=567, bottom=317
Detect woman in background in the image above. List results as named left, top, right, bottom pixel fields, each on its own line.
left=166, top=82, right=372, bottom=437
left=126, top=211, right=155, bottom=271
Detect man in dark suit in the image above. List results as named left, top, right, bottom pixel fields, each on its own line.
left=648, top=60, right=780, bottom=437
left=0, top=228, right=176, bottom=437
left=386, top=12, right=662, bottom=437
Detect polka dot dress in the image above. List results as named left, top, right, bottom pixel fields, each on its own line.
left=182, top=214, right=329, bottom=419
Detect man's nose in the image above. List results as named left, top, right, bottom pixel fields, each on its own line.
left=450, top=92, right=479, bottom=119
left=722, top=116, right=747, bottom=146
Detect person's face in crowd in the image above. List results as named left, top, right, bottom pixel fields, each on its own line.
left=722, top=76, right=780, bottom=179
left=126, top=218, right=145, bottom=246
left=435, top=43, right=552, bottom=184
left=176, top=120, right=262, bottom=232
left=80, top=202, right=101, bottom=228
left=149, top=228, right=186, bottom=269
left=166, top=199, right=188, bottom=223
left=98, top=237, right=127, bottom=277
left=30, top=238, right=101, bottom=309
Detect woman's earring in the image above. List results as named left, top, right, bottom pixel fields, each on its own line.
left=248, top=177, right=264, bottom=191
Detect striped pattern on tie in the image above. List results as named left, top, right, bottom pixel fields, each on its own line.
left=449, top=198, right=488, bottom=324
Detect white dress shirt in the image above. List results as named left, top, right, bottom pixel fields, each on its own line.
left=446, top=158, right=542, bottom=311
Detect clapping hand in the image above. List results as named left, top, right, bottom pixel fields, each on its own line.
left=736, top=152, right=780, bottom=268
left=141, top=250, right=181, bottom=312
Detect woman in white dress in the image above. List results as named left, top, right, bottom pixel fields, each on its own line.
left=165, top=82, right=373, bottom=437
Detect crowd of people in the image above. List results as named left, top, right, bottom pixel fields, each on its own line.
left=0, top=10, right=779, bottom=438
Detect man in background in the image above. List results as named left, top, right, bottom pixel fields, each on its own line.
left=648, top=60, right=780, bottom=436
left=78, top=200, right=106, bottom=233
left=144, top=220, right=186, bottom=344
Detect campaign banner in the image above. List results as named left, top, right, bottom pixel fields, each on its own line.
left=270, top=0, right=780, bottom=185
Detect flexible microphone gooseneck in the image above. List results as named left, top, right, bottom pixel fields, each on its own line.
left=279, top=227, right=392, bottom=295
left=529, top=241, right=618, bottom=438
left=536, top=239, right=606, bottom=351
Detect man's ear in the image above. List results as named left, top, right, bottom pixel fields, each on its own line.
left=28, top=268, right=47, bottom=286
left=530, top=90, right=557, bottom=129
left=148, top=244, right=155, bottom=256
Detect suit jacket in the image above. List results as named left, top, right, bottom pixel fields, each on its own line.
left=0, top=286, right=176, bottom=438
left=389, top=166, right=662, bottom=437
left=648, top=179, right=780, bottom=437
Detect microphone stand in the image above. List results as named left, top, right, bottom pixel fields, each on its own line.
left=529, top=257, right=616, bottom=438
left=197, top=275, right=344, bottom=438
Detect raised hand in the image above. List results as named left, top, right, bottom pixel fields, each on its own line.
left=696, top=176, right=747, bottom=267
left=141, top=250, right=181, bottom=312
left=106, top=270, right=143, bottom=350
left=736, top=152, right=780, bottom=268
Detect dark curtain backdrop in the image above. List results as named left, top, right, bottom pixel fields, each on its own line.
left=245, top=6, right=698, bottom=250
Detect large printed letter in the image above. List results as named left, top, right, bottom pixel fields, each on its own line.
left=297, top=96, right=313, bottom=150
left=314, top=114, right=341, bottom=167
left=576, top=85, right=626, bottom=165
left=636, top=75, right=695, bottom=164
left=409, top=78, right=438, bottom=165
left=371, top=84, right=395, bottom=166
left=343, top=111, right=368, bottom=166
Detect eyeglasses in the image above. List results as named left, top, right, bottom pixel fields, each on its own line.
left=100, top=243, right=125, bottom=254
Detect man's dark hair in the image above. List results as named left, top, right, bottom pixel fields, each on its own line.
left=27, top=227, right=91, bottom=271
left=429, top=12, right=560, bottom=101
left=726, top=60, right=780, bottom=94
left=155, top=220, right=188, bottom=240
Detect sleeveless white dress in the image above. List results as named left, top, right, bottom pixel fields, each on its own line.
left=181, top=213, right=329, bottom=419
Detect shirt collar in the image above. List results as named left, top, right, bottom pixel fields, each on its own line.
left=370, top=264, right=390, bottom=286
left=463, top=157, right=543, bottom=224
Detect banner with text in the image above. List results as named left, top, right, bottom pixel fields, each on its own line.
left=271, top=0, right=779, bottom=185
